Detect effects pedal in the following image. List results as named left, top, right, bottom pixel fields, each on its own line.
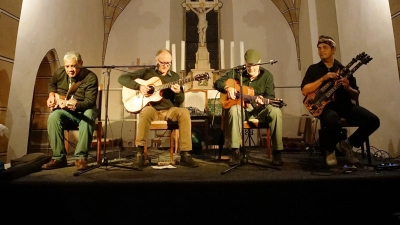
left=367, top=163, right=400, bottom=171
left=342, top=164, right=357, bottom=173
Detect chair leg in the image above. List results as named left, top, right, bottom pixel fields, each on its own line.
left=64, top=130, right=69, bottom=159
left=266, top=128, right=271, bottom=158
left=365, top=138, right=372, bottom=165
left=96, top=121, right=102, bottom=164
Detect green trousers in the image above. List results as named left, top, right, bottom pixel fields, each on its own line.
left=223, top=104, right=283, bottom=150
left=47, top=108, right=98, bottom=160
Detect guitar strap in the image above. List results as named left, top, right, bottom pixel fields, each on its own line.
left=65, top=80, right=82, bottom=99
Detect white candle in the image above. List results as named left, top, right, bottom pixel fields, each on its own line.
left=172, top=43, right=176, bottom=72
left=240, top=41, right=244, bottom=65
left=181, top=40, right=185, bottom=71
left=166, top=40, right=170, bottom=50
left=230, top=41, right=235, bottom=68
left=220, top=39, right=225, bottom=69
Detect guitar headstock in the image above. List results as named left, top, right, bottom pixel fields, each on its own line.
left=194, top=73, right=211, bottom=81
left=356, top=52, right=367, bottom=61
left=270, top=98, right=287, bottom=108
left=360, top=54, right=373, bottom=65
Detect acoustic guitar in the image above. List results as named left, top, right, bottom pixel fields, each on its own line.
left=122, top=73, right=210, bottom=114
left=220, top=78, right=287, bottom=109
left=303, top=52, right=372, bottom=117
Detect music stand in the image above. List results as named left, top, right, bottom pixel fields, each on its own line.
left=73, top=64, right=154, bottom=176
left=221, top=63, right=281, bottom=175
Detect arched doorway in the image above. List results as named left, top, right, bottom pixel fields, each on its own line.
left=28, top=49, right=60, bottom=154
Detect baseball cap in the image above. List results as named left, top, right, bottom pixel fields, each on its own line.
left=244, top=49, right=261, bottom=64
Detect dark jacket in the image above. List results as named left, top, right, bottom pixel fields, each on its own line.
left=48, top=67, right=98, bottom=112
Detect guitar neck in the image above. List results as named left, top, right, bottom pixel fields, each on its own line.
left=155, top=77, right=196, bottom=91
left=324, top=61, right=364, bottom=98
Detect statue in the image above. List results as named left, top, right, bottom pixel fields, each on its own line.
left=188, top=3, right=217, bottom=47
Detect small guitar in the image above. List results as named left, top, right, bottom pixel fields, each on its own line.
left=220, top=78, right=287, bottom=109
left=50, top=93, right=77, bottom=111
left=303, top=52, right=372, bottom=117
left=122, top=73, right=210, bottom=114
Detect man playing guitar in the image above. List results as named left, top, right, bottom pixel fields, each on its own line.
left=214, top=49, right=285, bottom=167
left=301, top=35, right=380, bottom=166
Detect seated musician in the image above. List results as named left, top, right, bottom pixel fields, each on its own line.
left=42, top=51, right=99, bottom=171
left=213, top=49, right=285, bottom=166
left=301, top=35, right=380, bottom=166
left=118, top=49, right=199, bottom=169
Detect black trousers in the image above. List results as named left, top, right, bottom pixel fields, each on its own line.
left=319, top=104, right=380, bottom=152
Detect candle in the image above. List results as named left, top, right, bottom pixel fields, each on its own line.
left=230, top=41, right=235, bottom=68
left=240, top=41, right=244, bottom=65
left=166, top=40, right=170, bottom=50
left=172, top=43, right=176, bottom=72
left=181, top=40, right=185, bottom=72
left=220, top=39, right=225, bottom=69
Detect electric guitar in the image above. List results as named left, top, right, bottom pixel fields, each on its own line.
left=50, top=93, right=77, bottom=111
left=220, top=78, right=287, bottom=109
left=303, top=52, right=372, bottom=117
left=122, top=73, right=210, bottom=114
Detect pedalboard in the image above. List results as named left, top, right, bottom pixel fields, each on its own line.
left=364, top=163, right=400, bottom=171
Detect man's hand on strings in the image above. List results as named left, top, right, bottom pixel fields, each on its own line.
left=224, top=86, right=237, bottom=100
left=171, top=83, right=181, bottom=94
left=140, top=85, right=151, bottom=97
left=255, top=95, right=266, bottom=105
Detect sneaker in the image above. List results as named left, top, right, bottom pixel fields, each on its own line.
left=326, top=151, right=337, bottom=166
left=228, top=149, right=240, bottom=166
left=336, top=140, right=360, bottom=164
left=180, top=151, right=199, bottom=168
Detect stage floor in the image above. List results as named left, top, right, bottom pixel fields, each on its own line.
left=2, top=148, right=400, bottom=225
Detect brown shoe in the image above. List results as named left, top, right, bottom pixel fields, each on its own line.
left=75, top=159, right=88, bottom=170
left=42, top=159, right=67, bottom=170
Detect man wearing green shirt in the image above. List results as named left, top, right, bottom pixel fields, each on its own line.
left=213, top=49, right=284, bottom=166
left=42, top=51, right=99, bottom=171
left=118, top=49, right=199, bottom=170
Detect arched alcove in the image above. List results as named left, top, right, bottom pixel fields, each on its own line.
left=28, top=49, right=60, bottom=154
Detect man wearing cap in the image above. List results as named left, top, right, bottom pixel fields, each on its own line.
left=301, top=35, right=380, bottom=166
left=214, top=49, right=284, bottom=166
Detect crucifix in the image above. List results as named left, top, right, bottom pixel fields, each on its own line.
left=182, top=0, right=222, bottom=89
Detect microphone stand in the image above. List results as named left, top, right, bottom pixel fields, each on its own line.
left=73, top=64, right=154, bottom=176
left=221, top=65, right=281, bottom=175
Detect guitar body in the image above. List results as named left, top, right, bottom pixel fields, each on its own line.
left=50, top=93, right=77, bottom=111
left=122, top=77, right=164, bottom=114
left=219, top=78, right=286, bottom=109
left=122, top=73, right=211, bottom=114
left=303, top=89, right=332, bottom=117
left=220, top=79, right=254, bottom=109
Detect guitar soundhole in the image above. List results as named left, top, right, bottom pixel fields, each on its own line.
left=147, top=86, right=155, bottom=94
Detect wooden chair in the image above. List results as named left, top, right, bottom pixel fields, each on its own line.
left=64, top=85, right=103, bottom=164
left=218, top=113, right=272, bottom=160
left=243, top=119, right=272, bottom=158
left=143, top=121, right=179, bottom=164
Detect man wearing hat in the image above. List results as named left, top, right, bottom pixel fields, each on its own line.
left=214, top=49, right=284, bottom=166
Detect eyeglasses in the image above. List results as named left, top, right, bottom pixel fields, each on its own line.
left=158, top=60, right=172, bottom=66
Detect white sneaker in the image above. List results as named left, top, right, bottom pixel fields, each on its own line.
left=336, top=140, right=359, bottom=164
left=326, top=151, right=337, bottom=166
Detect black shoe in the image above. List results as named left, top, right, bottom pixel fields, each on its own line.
left=180, top=151, right=199, bottom=168
left=228, top=149, right=240, bottom=166
left=132, top=147, right=145, bottom=170
left=272, top=151, right=284, bottom=166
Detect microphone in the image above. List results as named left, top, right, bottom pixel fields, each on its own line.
left=232, top=60, right=278, bottom=70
